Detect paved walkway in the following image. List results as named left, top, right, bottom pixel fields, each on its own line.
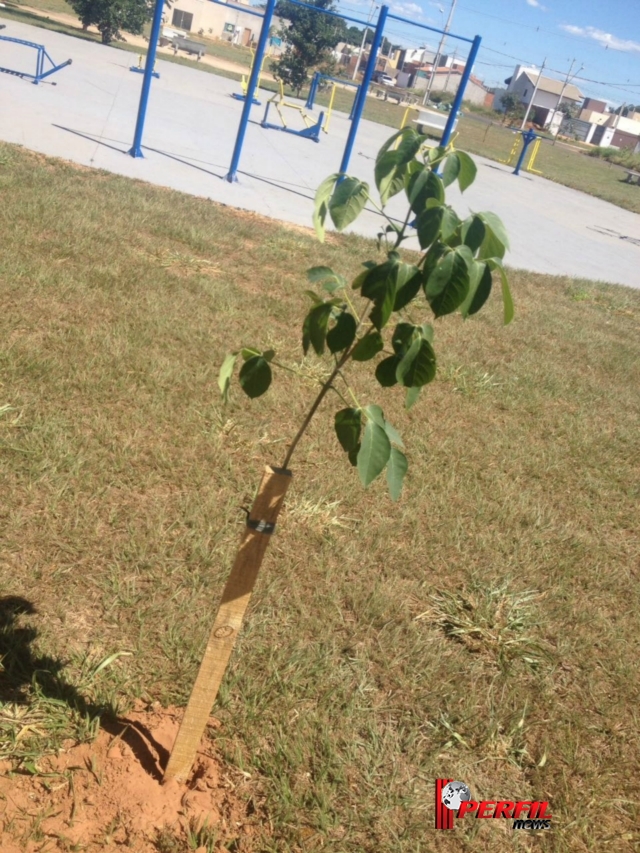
left=1, top=20, right=639, bottom=289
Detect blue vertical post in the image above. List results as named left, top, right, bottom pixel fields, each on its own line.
left=513, top=128, right=537, bottom=175
left=440, top=34, right=481, bottom=149
left=129, top=0, right=165, bottom=158
left=226, top=0, right=276, bottom=182
left=34, top=45, right=44, bottom=84
left=339, top=5, right=388, bottom=175
left=306, top=72, right=320, bottom=110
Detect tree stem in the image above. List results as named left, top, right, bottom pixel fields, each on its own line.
left=281, top=348, right=352, bottom=470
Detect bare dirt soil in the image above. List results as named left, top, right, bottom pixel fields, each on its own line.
left=0, top=703, right=261, bottom=852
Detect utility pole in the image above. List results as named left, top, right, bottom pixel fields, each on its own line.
left=444, top=47, right=456, bottom=95
left=520, top=57, right=546, bottom=130
left=352, top=0, right=379, bottom=81
left=551, top=58, right=582, bottom=144
left=422, top=0, right=458, bottom=106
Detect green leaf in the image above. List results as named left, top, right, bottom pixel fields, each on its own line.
left=328, top=177, right=369, bottom=231
left=361, top=262, right=397, bottom=332
left=306, top=266, right=346, bottom=293
left=303, top=303, right=333, bottom=355
left=375, top=150, right=407, bottom=206
left=461, top=215, right=486, bottom=253
left=351, top=261, right=376, bottom=291
left=478, top=211, right=510, bottom=259
left=351, top=331, right=384, bottom=361
left=313, top=173, right=339, bottom=242
left=405, top=386, right=421, bottom=410
left=357, top=420, right=391, bottom=487
left=335, top=407, right=362, bottom=452
left=218, top=352, right=237, bottom=403
left=262, top=349, right=275, bottom=362
left=440, top=207, right=461, bottom=243
left=375, top=356, right=400, bottom=387
left=427, top=248, right=471, bottom=318
left=348, top=444, right=360, bottom=466
left=241, top=347, right=261, bottom=360
left=487, top=258, right=515, bottom=325
left=406, top=169, right=444, bottom=214
left=395, top=337, right=436, bottom=387
left=238, top=356, right=272, bottom=399
left=307, top=266, right=335, bottom=282
left=416, top=206, right=444, bottom=250
left=461, top=262, right=492, bottom=317
left=393, top=268, right=422, bottom=311
left=455, top=151, right=477, bottom=192
left=391, top=321, right=417, bottom=356
left=326, top=311, right=357, bottom=354
left=305, top=290, right=323, bottom=305
left=363, top=403, right=385, bottom=428
left=421, top=323, right=434, bottom=344
left=441, top=152, right=460, bottom=188
left=424, top=251, right=454, bottom=299
left=387, top=447, right=408, bottom=501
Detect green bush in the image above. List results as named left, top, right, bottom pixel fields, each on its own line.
left=588, top=146, right=640, bottom=170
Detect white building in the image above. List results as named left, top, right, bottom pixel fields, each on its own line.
left=165, top=0, right=279, bottom=46
left=503, top=65, right=583, bottom=131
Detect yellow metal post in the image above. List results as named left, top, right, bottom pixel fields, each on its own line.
left=527, top=138, right=543, bottom=174
left=322, top=83, right=337, bottom=133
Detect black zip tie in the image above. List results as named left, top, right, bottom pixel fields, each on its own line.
left=240, top=506, right=276, bottom=535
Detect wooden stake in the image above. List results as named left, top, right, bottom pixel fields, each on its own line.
left=164, top=465, right=292, bottom=782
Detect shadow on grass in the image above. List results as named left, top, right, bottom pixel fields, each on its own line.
left=0, top=595, right=168, bottom=777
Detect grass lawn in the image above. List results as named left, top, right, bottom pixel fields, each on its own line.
left=1, top=138, right=639, bottom=852
left=453, top=116, right=640, bottom=215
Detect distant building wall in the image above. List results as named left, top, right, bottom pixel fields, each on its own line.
left=582, top=97, right=607, bottom=113
left=166, top=0, right=278, bottom=44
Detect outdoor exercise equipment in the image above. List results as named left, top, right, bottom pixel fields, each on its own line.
left=130, top=54, right=159, bottom=79
left=305, top=72, right=360, bottom=130
left=232, top=46, right=271, bottom=105
left=502, top=128, right=542, bottom=176
left=0, top=35, right=72, bottom=84
left=266, top=80, right=314, bottom=129
left=259, top=80, right=324, bottom=140
left=129, top=0, right=481, bottom=199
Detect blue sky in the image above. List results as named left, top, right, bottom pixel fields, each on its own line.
left=334, top=0, right=640, bottom=107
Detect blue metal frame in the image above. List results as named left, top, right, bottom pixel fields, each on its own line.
left=0, top=36, right=72, bottom=84
left=226, top=0, right=277, bottom=181
left=129, top=0, right=165, bottom=158
left=339, top=4, right=388, bottom=175
left=305, top=71, right=360, bottom=118
left=439, top=34, right=481, bottom=148
left=387, top=12, right=474, bottom=44
left=261, top=102, right=324, bottom=142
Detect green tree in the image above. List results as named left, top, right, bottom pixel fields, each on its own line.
left=500, top=93, right=525, bottom=125
left=68, top=0, right=152, bottom=44
left=273, top=0, right=347, bottom=94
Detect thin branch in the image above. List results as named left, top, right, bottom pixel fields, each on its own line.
left=281, top=347, right=353, bottom=470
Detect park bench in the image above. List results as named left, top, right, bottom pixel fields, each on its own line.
left=413, top=108, right=457, bottom=136
left=624, top=169, right=640, bottom=185
left=170, top=37, right=206, bottom=59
